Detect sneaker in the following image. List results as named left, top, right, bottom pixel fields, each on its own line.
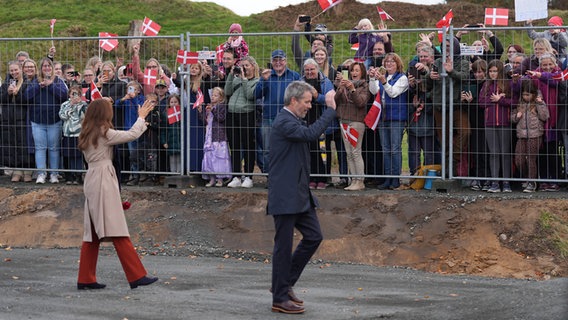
left=316, top=182, right=327, bottom=190
left=309, top=182, right=317, bottom=190
left=205, top=180, right=215, bottom=187
left=36, top=173, right=46, bottom=184
left=538, top=182, right=550, bottom=192
left=523, top=182, right=536, bottom=193
left=66, top=180, right=73, bottom=185
left=487, top=182, right=501, bottom=193
left=481, top=181, right=491, bottom=191
left=49, top=174, right=59, bottom=184
left=545, top=183, right=560, bottom=192
left=215, top=180, right=224, bottom=187
left=502, top=182, right=512, bottom=193
left=241, top=177, right=253, bottom=188
left=470, top=180, right=481, bottom=191
left=521, top=181, right=528, bottom=189
left=227, top=177, right=241, bottom=188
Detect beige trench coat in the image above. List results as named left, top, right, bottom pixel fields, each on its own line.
left=82, top=118, right=147, bottom=242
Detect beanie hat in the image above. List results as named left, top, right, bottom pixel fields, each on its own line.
left=229, top=23, right=242, bottom=34
left=548, top=16, right=563, bottom=27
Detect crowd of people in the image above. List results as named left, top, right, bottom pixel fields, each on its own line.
left=1, top=16, right=568, bottom=193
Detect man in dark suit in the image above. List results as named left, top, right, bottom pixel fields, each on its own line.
left=268, top=81, right=336, bottom=314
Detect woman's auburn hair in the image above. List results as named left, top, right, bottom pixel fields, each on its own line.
left=78, top=99, right=114, bottom=151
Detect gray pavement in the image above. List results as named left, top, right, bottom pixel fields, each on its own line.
left=0, top=248, right=566, bottom=319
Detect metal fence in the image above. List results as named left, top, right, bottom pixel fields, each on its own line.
left=1, top=25, right=567, bottom=190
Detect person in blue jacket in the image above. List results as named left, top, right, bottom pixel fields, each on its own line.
left=24, top=57, right=68, bottom=184
left=255, top=49, right=300, bottom=172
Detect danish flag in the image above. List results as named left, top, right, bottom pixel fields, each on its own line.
left=552, top=69, right=568, bottom=81
left=436, top=9, right=454, bottom=43
left=143, top=68, right=158, bottom=86
left=364, top=91, right=382, bottom=131
left=99, top=32, right=119, bottom=51
left=176, top=50, right=199, bottom=65
left=167, top=105, right=181, bottom=124
left=341, top=123, right=359, bottom=147
left=193, top=89, right=204, bottom=109
left=50, top=19, right=56, bottom=36
left=351, top=43, right=359, bottom=51
left=484, top=8, right=509, bottom=26
left=376, top=6, right=395, bottom=21
left=141, top=17, right=161, bottom=36
left=318, top=0, right=342, bottom=12
left=90, top=81, right=103, bottom=100
left=215, top=44, right=224, bottom=65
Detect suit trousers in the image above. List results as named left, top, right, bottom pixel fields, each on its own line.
left=272, top=207, right=323, bottom=303
left=78, top=223, right=147, bottom=284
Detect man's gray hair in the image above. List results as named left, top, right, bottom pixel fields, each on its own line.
left=284, top=81, right=314, bottom=106
left=303, top=58, right=319, bottom=70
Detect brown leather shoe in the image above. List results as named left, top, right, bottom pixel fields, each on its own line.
left=271, top=300, right=305, bottom=314
left=269, top=287, right=304, bottom=306
left=287, top=288, right=304, bottom=306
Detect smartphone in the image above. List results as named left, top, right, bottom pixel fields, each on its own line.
left=103, top=70, right=110, bottom=79
left=127, top=86, right=136, bottom=94
left=466, top=24, right=481, bottom=28
left=10, top=79, right=16, bottom=86
left=408, top=66, right=419, bottom=79
left=299, top=16, right=311, bottom=23
left=432, top=64, right=438, bottom=73
left=341, top=70, right=349, bottom=79
left=266, top=62, right=272, bottom=70
left=125, top=63, right=133, bottom=77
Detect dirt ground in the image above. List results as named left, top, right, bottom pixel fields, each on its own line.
left=0, top=177, right=566, bottom=281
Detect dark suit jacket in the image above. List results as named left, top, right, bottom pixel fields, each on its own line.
left=267, top=107, right=336, bottom=215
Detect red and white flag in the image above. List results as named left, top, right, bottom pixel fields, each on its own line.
left=340, top=123, right=359, bottom=147
left=167, top=105, right=181, bottom=124
left=484, top=8, right=509, bottom=26
left=176, top=49, right=199, bottom=65
left=193, top=89, right=204, bottom=109
left=141, top=16, right=161, bottom=36
left=364, top=92, right=382, bottom=131
left=350, top=42, right=359, bottom=51
left=99, top=32, right=119, bottom=51
left=436, top=9, right=454, bottom=43
left=376, top=6, right=395, bottom=21
left=50, top=19, right=56, bottom=36
left=318, top=0, right=342, bottom=12
left=552, top=69, right=568, bottom=81
left=215, top=44, right=224, bottom=65
left=90, top=81, right=103, bottom=100
left=143, top=68, right=158, bottom=86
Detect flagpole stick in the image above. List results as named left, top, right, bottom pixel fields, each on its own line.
left=311, top=10, right=326, bottom=21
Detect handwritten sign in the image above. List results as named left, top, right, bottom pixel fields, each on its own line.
left=514, top=0, right=547, bottom=22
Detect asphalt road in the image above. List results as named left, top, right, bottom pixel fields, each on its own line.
left=0, top=248, right=566, bottom=320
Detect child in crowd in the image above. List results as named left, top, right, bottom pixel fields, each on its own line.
left=59, top=85, right=87, bottom=184
left=512, top=80, right=549, bottom=193
left=160, top=94, right=182, bottom=173
left=217, top=23, right=249, bottom=76
left=478, top=59, right=514, bottom=193
left=198, top=87, right=231, bottom=187
left=138, top=92, right=161, bottom=185
left=115, top=81, right=145, bottom=186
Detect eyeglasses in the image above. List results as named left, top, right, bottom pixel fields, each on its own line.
left=83, top=74, right=94, bottom=77
left=383, top=60, right=396, bottom=64
left=71, top=92, right=80, bottom=97
left=507, top=50, right=517, bottom=54
left=147, top=65, right=158, bottom=69
left=23, top=65, right=35, bottom=69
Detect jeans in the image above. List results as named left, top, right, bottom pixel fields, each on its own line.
left=261, top=118, right=274, bottom=173
left=127, top=140, right=139, bottom=174
left=379, top=121, right=405, bottom=176
left=31, top=121, right=62, bottom=176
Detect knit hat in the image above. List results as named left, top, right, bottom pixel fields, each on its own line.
left=229, top=23, right=242, bottom=34
left=548, top=16, right=563, bottom=27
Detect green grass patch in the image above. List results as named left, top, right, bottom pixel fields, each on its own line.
left=538, top=211, right=568, bottom=259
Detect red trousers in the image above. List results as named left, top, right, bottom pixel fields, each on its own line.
left=77, top=231, right=147, bottom=284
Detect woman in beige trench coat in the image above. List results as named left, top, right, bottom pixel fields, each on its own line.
left=77, top=97, right=158, bottom=290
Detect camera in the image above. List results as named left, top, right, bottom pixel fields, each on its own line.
left=299, top=16, right=311, bottom=23
left=370, top=56, right=384, bottom=68
left=233, top=66, right=241, bottom=75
